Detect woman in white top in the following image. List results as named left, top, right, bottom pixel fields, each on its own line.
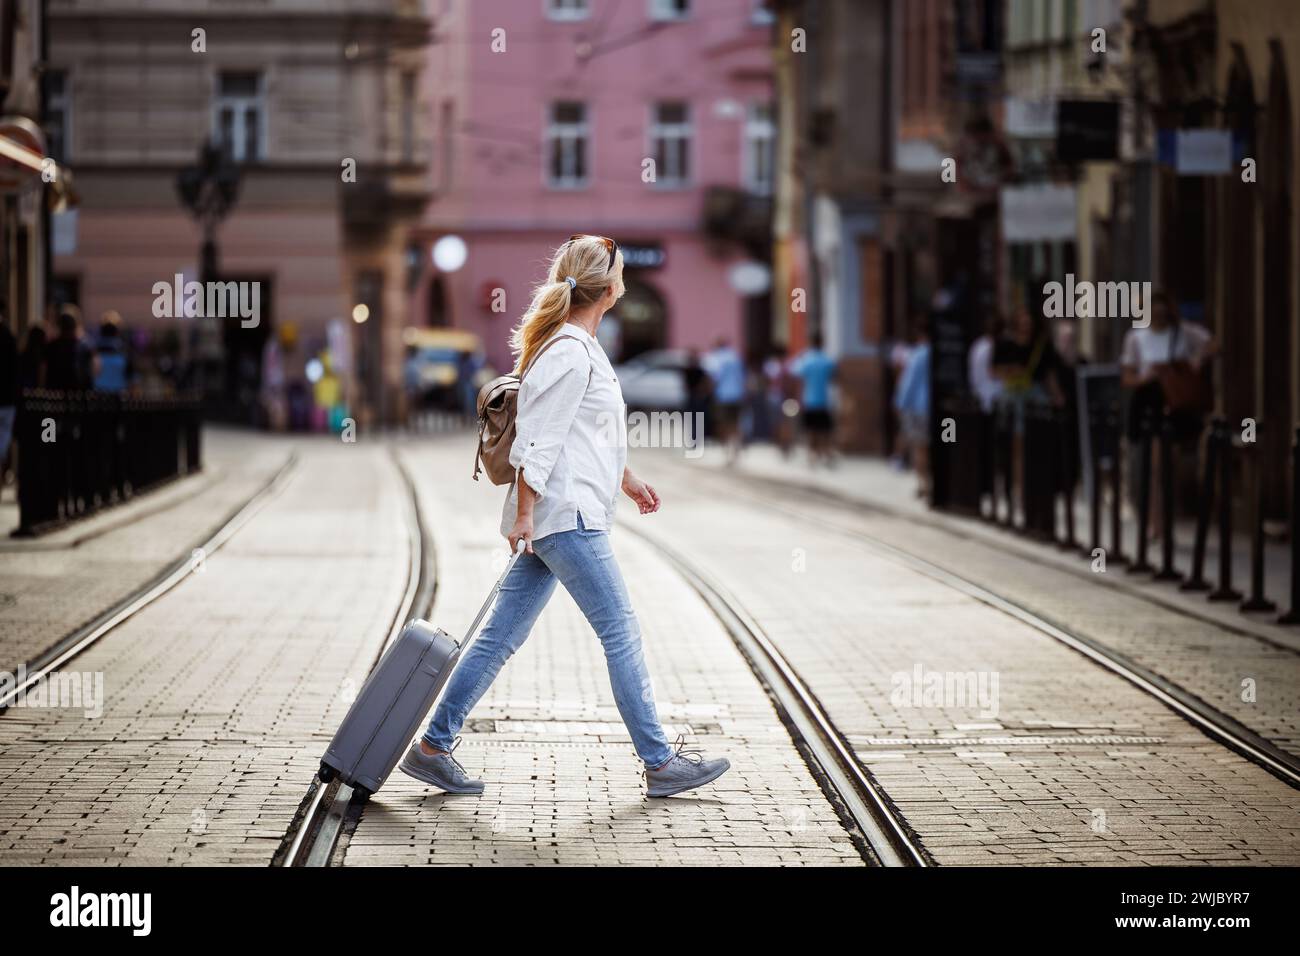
left=1119, top=290, right=1218, bottom=539
left=400, top=235, right=731, bottom=799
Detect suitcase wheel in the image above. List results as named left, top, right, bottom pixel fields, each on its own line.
left=352, top=785, right=373, bottom=803
left=318, top=761, right=337, bottom=783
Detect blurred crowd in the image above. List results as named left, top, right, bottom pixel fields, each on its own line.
left=888, top=284, right=1218, bottom=540
left=674, top=334, right=839, bottom=469
left=0, top=301, right=186, bottom=488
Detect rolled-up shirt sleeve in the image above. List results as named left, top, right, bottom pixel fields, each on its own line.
left=509, top=343, right=588, bottom=499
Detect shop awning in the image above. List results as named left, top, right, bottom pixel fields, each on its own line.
left=0, top=114, right=76, bottom=209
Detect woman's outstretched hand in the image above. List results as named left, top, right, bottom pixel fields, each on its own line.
left=621, top=470, right=661, bottom=514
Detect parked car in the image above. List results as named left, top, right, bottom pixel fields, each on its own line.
left=402, top=328, right=495, bottom=412
left=613, top=349, right=691, bottom=412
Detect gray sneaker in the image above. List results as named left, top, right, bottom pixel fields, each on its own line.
left=398, top=736, right=484, bottom=795
left=645, top=736, right=731, bottom=798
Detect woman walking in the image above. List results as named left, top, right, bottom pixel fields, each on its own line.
left=399, top=235, right=731, bottom=798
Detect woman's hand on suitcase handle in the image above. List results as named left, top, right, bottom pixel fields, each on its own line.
left=508, top=516, right=534, bottom=554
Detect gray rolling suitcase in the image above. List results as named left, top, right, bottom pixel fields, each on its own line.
left=318, top=542, right=525, bottom=800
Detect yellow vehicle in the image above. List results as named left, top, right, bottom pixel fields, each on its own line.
left=401, top=327, right=496, bottom=412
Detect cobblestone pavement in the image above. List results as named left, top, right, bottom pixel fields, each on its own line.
left=4, top=428, right=1297, bottom=866
left=660, top=446, right=1300, bottom=759
left=0, top=440, right=409, bottom=864
left=0, top=428, right=292, bottom=672
left=337, top=441, right=862, bottom=867
left=630, top=449, right=1300, bottom=865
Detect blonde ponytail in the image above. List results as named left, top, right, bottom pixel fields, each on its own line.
left=510, top=235, right=625, bottom=374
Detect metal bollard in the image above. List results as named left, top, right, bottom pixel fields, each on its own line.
left=1279, top=428, right=1300, bottom=625
left=1089, top=436, right=1102, bottom=555
left=1154, top=416, right=1181, bottom=581
left=1128, top=412, right=1155, bottom=574
left=999, top=405, right=1014, bottom=528
left=1058, top=407, right=1079, bottom=551
left=1209, top=426, right=1242, bottom=602
left=1107, top=404, right=1128, bottom=567
left=1241, top=444, right=1276, bottom=613
left=1181, top=419, right=1221, bottom=592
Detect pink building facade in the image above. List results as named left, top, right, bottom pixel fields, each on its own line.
left=412, top=0, right=776, bottom=373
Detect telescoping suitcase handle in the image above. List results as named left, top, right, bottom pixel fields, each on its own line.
left=459, top=538, right=528, bottom=648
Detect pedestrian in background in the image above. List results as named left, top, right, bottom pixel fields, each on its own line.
left=894, top=319, right=931, bottom=498
left=19, top=325, right=46, bottom=390
left=744, top=355, right=770, bottom=443
left=992, top=303, right=1062, bottom=507
left=887, top=334, right=915, bottom=469
left=967, top=315, right=1004, bottom=414
left=704, top=336, right=745, bottom=465
left=681, top=347, right=711, bottom=449
left=792, top=330, right=837, bottom=467
left=1119, top=290, right=1216, bottom=540
left=761, top=349, right=790, bottom=456
left=0, top=307, right=17, bottom=483
left=44, top=307, right=93, bottom=391
left=92, top=312, right=132, bottom=393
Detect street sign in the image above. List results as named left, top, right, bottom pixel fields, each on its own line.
left=1175, top=129, right=1234, bottom=175
left=1001, top=183, right=1078, bottom=243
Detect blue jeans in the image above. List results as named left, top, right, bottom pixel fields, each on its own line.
left=423, top=514, right=674, bottom=768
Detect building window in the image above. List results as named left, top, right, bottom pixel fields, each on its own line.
left=744, top=102, right=774, bottom=195
left=546, top=101, right=589, bottom=188
left=43, top=70, right=70, bottom=164
left=214, top=71, right=265, bottom=163
left=440, top=100, right=455, bottom=190
left=649, top=101, right=690, bottom=187
left=400, top=71, right=417, bottom=163
left=649, top=0, right=690, bottom=21
left=547, top=0, right=590, bottom=20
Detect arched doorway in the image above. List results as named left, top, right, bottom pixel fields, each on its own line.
left=606, top=276, right=667, bottom=362
left=1261, top=42, right=1294, bottom=523
left=1222, top=47, right=1257, bottom=428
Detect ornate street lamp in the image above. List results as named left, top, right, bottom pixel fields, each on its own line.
left=175, top=142, right=241, bottom=409
left=176, top=140, right=240, bottom=282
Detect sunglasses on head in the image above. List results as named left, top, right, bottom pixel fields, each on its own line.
left=568, top=234, right=618, bottom=275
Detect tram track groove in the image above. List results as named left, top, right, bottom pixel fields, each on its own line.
left=276, top=445, right=436, bottom=868
left=618, top=518, right=930, bottom=867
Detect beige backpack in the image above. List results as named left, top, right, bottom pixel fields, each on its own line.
left=472, top=332, right=591, bottom=484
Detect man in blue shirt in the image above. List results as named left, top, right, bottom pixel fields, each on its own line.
left=704, top=337, right=746, bottom=464
left=92, top=315, right=131, bottom=393
left=893, top=322, right=931, bottom=497
left=792, top=331, right=837, bottom=466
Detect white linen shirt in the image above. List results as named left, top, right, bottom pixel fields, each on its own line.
left=501, top=324, right=628, bottom=541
